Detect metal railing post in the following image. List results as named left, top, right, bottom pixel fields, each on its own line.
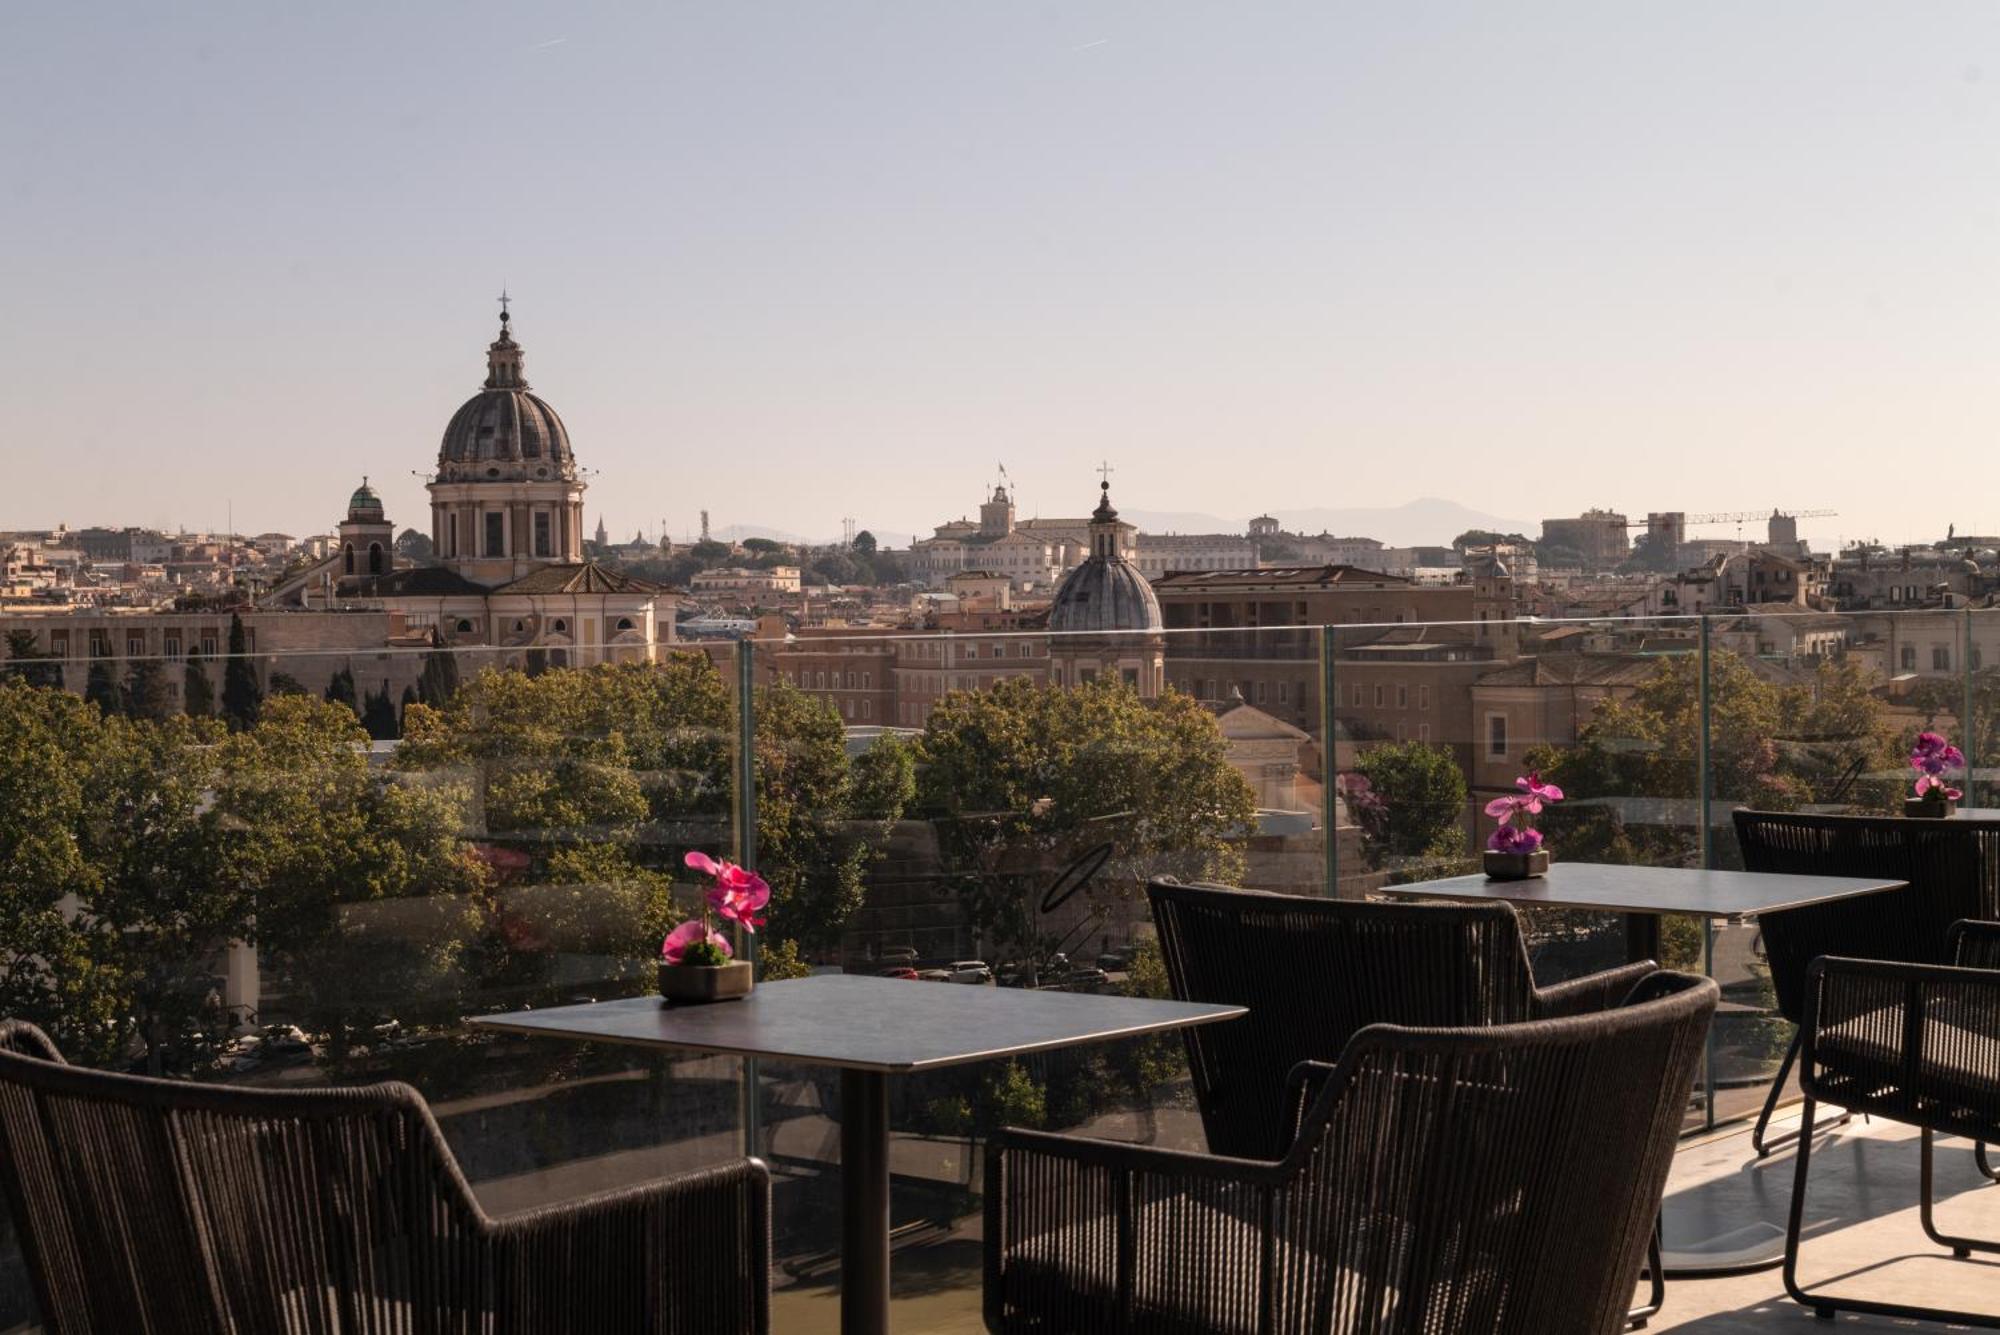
left=1319, top=624, right=1338, bottom=898
left=1697, top=613, right=1712, bottom=870
left=1965, top=608, right=1977, bottom=806
left=734, top=638, right=761, bottom=1157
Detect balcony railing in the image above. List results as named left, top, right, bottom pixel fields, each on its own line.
left=0, top=603, right=1992, bottom=1329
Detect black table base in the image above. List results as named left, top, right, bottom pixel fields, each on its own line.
left=841, top=1069, right=891, bottom=1335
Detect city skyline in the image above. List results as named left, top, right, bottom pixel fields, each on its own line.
left=9, top=3, right=2000, bottom=548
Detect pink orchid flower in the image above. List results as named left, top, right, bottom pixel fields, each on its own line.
left=1518, top=772, right=1565, bottom=803
left=1484, top=794, right=1532, bottom=822
left=1487, top=824, right=1544, bottom=854
left=661, top=919, right=733, bottom=965
left=1914, top=772, right=1964, bottom=802
left=685, top=850, right=771, bottom=933
left=707, top=875, right=771, bottom=932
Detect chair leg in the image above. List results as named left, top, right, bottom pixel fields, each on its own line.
left=1626, top=1220, right=1665, bottom=1329
left=1753, top=1032, right=1850, bottom=1158
left=1920, top=1128, right=2000, bottom=1259
left=1788, top=1104, right=2000, bottom=1328
left=1980, top=1141, right=2000, bottom=1184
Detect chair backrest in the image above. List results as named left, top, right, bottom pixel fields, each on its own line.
left=1147, top=881, right=1542, bottom=1160
left=0, top=1020, right=489, bottom=1335
left=1283, top=970, right=1716, bottom=1335
left=1732, top=810, right=1990, bottom=1021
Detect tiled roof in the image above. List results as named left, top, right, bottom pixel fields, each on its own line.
left=1475, top=655, right=1666, bottom=688
left=1153, top=565, right=1413, bottom=590
left=493, top=562, right=663, bottom=595
left=340, top=566, right=489, bottom=598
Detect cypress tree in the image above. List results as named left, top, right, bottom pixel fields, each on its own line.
left=84, top=658, right=120, bottom=715
left=183, top=653, right=215, bottom=717
left=220, top=613, right=263, bottom=731
left=361, top=679, right=400, bottom=741
left=323, top=666, right=358, bottom=714
left=416, top=645, right=460, bottom=708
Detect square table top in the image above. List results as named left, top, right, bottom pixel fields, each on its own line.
left=1385, top=861, right=1906, bottom=919
left=466, top=973, right=1244, bottom=1073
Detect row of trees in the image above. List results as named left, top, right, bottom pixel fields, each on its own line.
left=0, top=646, right=1263, bottom=1077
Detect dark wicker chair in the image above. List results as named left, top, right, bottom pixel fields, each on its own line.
left=1783, top=928, right=2000, bottom=1327
left=0, top=1020, right=771, bottom=1335
left=1732, top=809, right=1992, bottom=1156
left=985, top=970, right=1718, bottom=1335
left=1147, top=880, right=1660, bottom=1162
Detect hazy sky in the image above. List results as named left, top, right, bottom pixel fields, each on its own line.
left=6, top=2, right=1999, bottom=551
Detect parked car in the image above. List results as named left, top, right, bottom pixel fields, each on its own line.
left=914, top=968, right=953, bottom=982
left=1063, top=967, right=1110, bottom=989
left=877, top=947, right=918, bottom=966
left=878, top=966, right=919, bottom=980
left=945, top=960, right=992, bottom=984
left=1096, top=952, right=1129, bottom=973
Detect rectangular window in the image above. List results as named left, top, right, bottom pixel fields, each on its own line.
left=534, top=512, right=551, bottom=557
left=1255, top=680, right=1266, bottom=704
left=1900, top=646, right=1917, bottom=670
left=1933, top=646, right=1951, bottom=671
left=163, top=634, right=182, bottom=659
left=1373, top=684, right=1384, bottom=708
left=485, top=512, right=505, bottom=557
left=1351, top=684, right=1362, bottom=708
left=1277, top=682, right=1289, bottom=704
left=126, top=636, right=144, bottom=657
left=200, top=635, right=218, bottom=658
left=1419, top=685, right=1431, bottom=710
left=1396, top=685, right=1408, bottom=708
left=1487, top=714, right=1508, bottom=759
left=1419, top=723, right=1432, bottom=743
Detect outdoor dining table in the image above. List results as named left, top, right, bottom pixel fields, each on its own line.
left=469, top=972, right=1244, bottom=1335
left=1384, top=860, right=1907, bottom=1276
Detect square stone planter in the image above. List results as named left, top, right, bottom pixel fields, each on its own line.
left=1483, top=849, right=1550, bottom=881
left=658, top=960, right=754, bottom=1004
left=1904, top=797, right=1957, bottom=819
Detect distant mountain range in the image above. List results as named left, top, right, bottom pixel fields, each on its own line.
left=1121, top=497, right=1538, bottom=547
left=704, top=498, right=1535, bottom=552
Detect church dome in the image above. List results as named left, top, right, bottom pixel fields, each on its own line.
left=436, top=310, right=575, bottom=478
left=347, top=479, right=385, bottom=521
left=1048, top=482, right=1163, bottom=635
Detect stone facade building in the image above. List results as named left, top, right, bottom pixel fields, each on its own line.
left=1045, top=484, right=1166, bottom=696
left=265, top=306, right=676, bottom=669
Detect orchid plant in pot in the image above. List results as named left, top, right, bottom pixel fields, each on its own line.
left=1483, top=772, right=1563, bottom=880
left=1905, top=731, right=1966, bottom=818
left=659, top=851, right=770, bottom=1004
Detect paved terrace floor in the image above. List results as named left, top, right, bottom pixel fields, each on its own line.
left=767, top=1106, right=2000, bottom=1332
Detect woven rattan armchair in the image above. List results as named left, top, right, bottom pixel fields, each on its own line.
left=985, top=970, right=1717, bottom=1335
left=1783, top=939, right=2000, bottom=1327
left=0, top=1020, right=770, bottom=1335
left=1147, top=880, right=1660, bottom=1162
left=1731, top=809, right=1991, bottom=1156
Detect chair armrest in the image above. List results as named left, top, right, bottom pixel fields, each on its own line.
left=1802, top=956, right=2000, bottom=1138
left=1532, top=960, right=1658, bottom=1019
left=1951, top=919, right=2000, bottom=970
left=984, top=1127, right=1287, bottom=1333
left=487, top=1158, right=770, bottom=1334
left=1284, top=1059, right=1342, bottom=1142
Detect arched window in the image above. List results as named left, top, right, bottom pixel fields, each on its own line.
left=616, top=617, right=636, bottom=632
left=456, top=618, right=474, bottom=634
left=367, top=542, right=383, bottom=575
left=342, top=543, right=354, bottom=575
